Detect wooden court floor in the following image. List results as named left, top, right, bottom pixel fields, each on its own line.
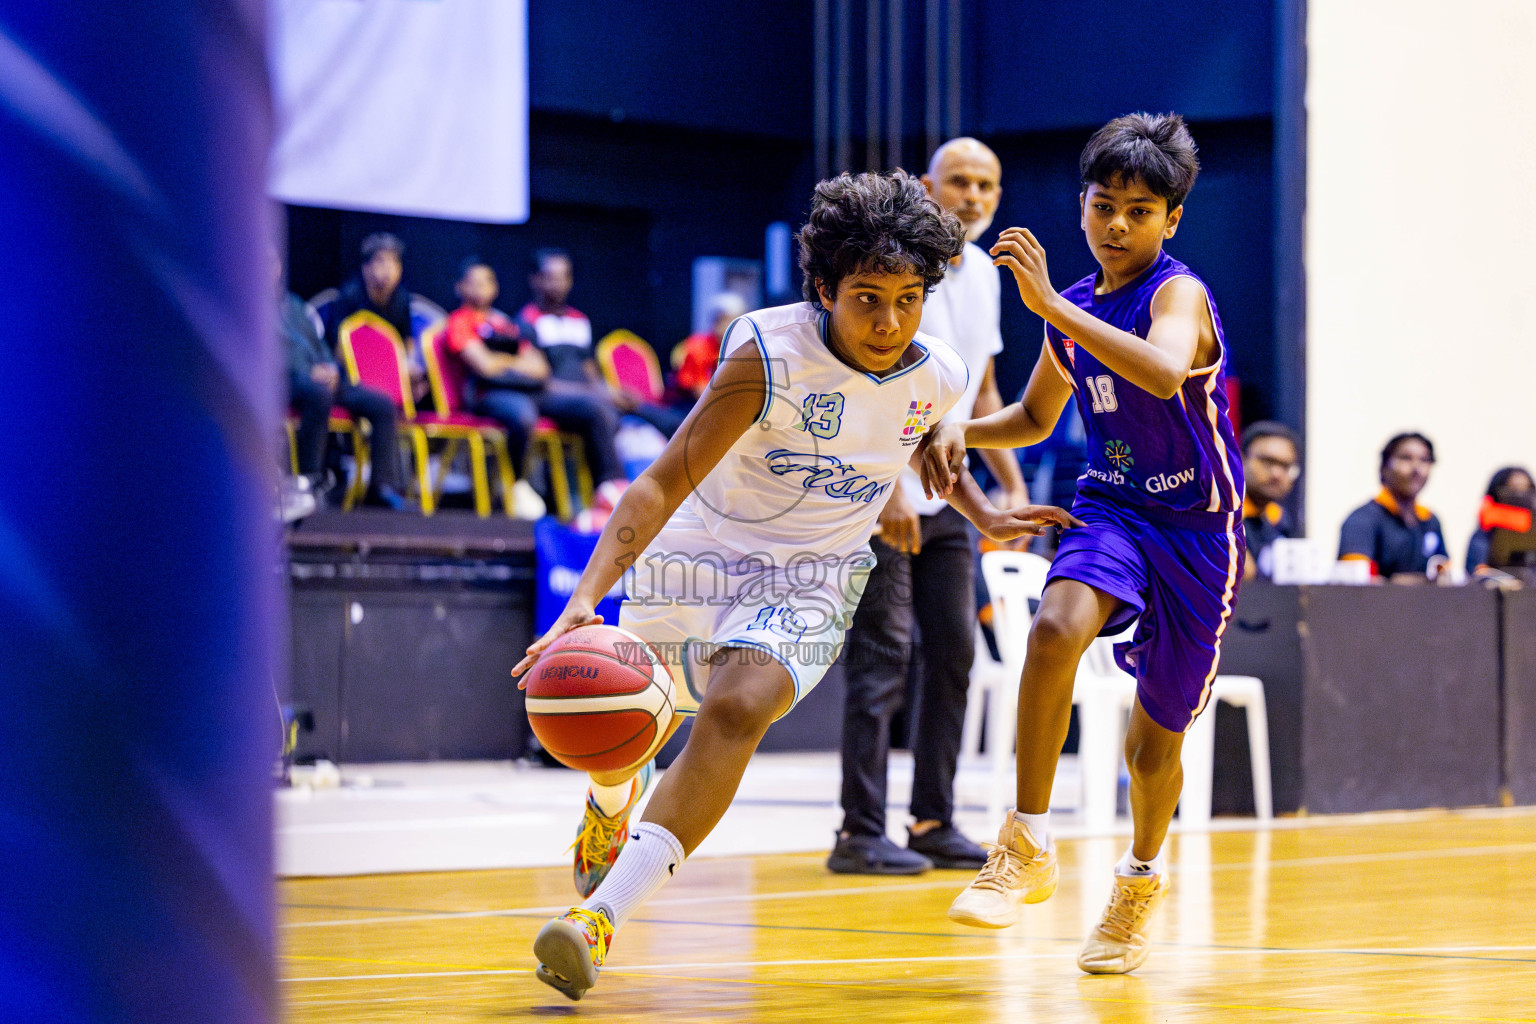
left=280, top=808, right=1536, bottom=1023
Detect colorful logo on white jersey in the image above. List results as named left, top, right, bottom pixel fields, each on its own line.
left=899, top=400, right=934, bottom=446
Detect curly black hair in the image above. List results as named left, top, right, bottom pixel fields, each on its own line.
left=797, top=170, right=964, bottom=309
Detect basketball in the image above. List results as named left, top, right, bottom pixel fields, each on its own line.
left=524, top=624, right=676, bottom=773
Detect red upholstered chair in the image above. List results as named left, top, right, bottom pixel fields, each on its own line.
left=526, top=416, right=593, bottom=523
left=416, top=321, right=519, bottom=518
left=420, top=321, right=591, bottom=521
left=596, top=329, right=664, bottom=405
left=334, top=311, right=435, bottom=514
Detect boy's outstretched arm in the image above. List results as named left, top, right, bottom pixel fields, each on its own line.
left=970, top=359, right=1030, bottom=504
left=919, top=344, right=1072, bottom=497
left=937, top=463, right=1082, bottom=540
left=992, top=227, right=1207, bottom=400
left=511, top=342, right=765, bottom=678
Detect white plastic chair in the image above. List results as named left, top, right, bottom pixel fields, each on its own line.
left=1177, top=674, right=1273, bottom=826
left=980, top=550, right=1272, bottom=831
left=980, top=551, right=1136, bottom=828
left=1072, top=631, right=1276, bottom=830
left=976, top=551, right=1043, bottom=822
left=962, top=624, right=1009, bottom=759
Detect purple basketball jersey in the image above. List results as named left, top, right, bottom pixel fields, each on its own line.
left=1045, top=251, right=1244, bottom=526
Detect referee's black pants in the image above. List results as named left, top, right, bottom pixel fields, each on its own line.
left=838, top=505, right=977, bottom=838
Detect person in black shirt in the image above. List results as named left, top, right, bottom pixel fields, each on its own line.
left=1240, top=421, right=1300, bottom=580
left=321, top=232, right=415, bottom=347
left=1338, top=432, right=1448, bottom=582
left=515, top=249, right=628, bottom=503
left=278, top=254, right=406, bottom=509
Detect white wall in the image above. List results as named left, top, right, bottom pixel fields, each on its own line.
left=1307, top=0, right=1536, bottom=567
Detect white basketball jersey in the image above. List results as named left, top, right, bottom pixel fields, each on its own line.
left=684, top=302, right=969, bottom=566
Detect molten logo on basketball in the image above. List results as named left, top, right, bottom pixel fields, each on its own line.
left=538, top=664, right=600, bottom=681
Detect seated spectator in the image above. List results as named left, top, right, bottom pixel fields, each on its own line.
left=674, top=292, right=748, bottom=405
left=598, top=292, right=749, bottom=443
left=323, top=233, right=414, bottom=346
left=278, top=253, right=407, bottom=509
left=1467, top=466, right=1535, bottom=578
left=1240, top=421, right=1302, bottom=580
left=515, top=248, right=627, bottom=505
left=1339, top=432, right=1448, bottom=583
left=444, top=259, right=551, bottom=519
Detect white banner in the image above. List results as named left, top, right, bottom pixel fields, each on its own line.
left=267, top=0, right=528, bottom=223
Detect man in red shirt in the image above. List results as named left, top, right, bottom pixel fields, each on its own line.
left=673, top=293, right=747, bottom=405
left=445, top=259, right=551, bottom=518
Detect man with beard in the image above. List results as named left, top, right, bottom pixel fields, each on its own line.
left=829, top=138, right=1031, bottom=875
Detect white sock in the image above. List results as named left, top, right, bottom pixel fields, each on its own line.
left=582, top=822, right=685, bottom=929
left=1116, top=845, right=1165, bottom=877
left=1013, top=810, right=1052, bottom=847
left=589, top=778, right=636, bottom=817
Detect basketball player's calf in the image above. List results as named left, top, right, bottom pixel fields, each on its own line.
left=536, top=656, right=793, bottom=1000
left=949, top=580, right=1113, bottom=928
left=1010, top=587, right=1111, bottom=811
left=571, top=719, right=682, bottom=900
left=1077, top=701, right=1180, bottom=975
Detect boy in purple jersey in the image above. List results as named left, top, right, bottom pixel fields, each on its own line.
left=922, top=112, right=1245, bottom=975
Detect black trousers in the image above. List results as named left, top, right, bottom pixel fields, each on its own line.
left=289, top=377, right=402, bottom=491
left=473, top=381, right=626, bottom=485
left=838, top=505, right=977, bottom=837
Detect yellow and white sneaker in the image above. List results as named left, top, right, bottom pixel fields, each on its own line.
left=947, top=814, right=1058, bottom=928
left=1077, top=871, right=1169, bottom=974
left=535, top=906, right=613, bottom=1001
left=572, top=760, right=653, bottom=898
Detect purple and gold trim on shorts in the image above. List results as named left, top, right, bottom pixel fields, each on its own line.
left=1045, top=496, right=1244, bottom=732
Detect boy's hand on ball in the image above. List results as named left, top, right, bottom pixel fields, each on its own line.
left=513, top=602, right=603, bottom=683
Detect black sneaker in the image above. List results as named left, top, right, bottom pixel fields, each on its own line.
left=907, top=823, right=987, bottom=869
left=827, top=831, right=932, bottom=875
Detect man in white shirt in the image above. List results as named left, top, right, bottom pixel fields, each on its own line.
left=830, top=138, right=1032, bottom=874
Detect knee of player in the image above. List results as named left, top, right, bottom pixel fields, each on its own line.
left=697, top=673, right=786, bottom=742
left=1026, top=608, right=1095, bottom=663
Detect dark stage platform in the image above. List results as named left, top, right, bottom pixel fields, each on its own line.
left=287, top=508, right=536, bottom=556
left=282, top=510, right=842, bottom=764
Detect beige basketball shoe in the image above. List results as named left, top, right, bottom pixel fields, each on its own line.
left=1077, top=871, right=1170, bottom=974
left=534, top=906, right=613, bottom=1000
left=946, top=814, right=1058, bottom=928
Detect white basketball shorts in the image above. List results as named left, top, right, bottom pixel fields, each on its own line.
left=618, top=504, right=874, bottom=718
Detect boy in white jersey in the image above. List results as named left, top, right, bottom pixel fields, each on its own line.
left=514, top=171, right=1078, bottom=1001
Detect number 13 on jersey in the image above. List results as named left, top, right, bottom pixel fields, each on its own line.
left=797, top=393, right=845, bottom=438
